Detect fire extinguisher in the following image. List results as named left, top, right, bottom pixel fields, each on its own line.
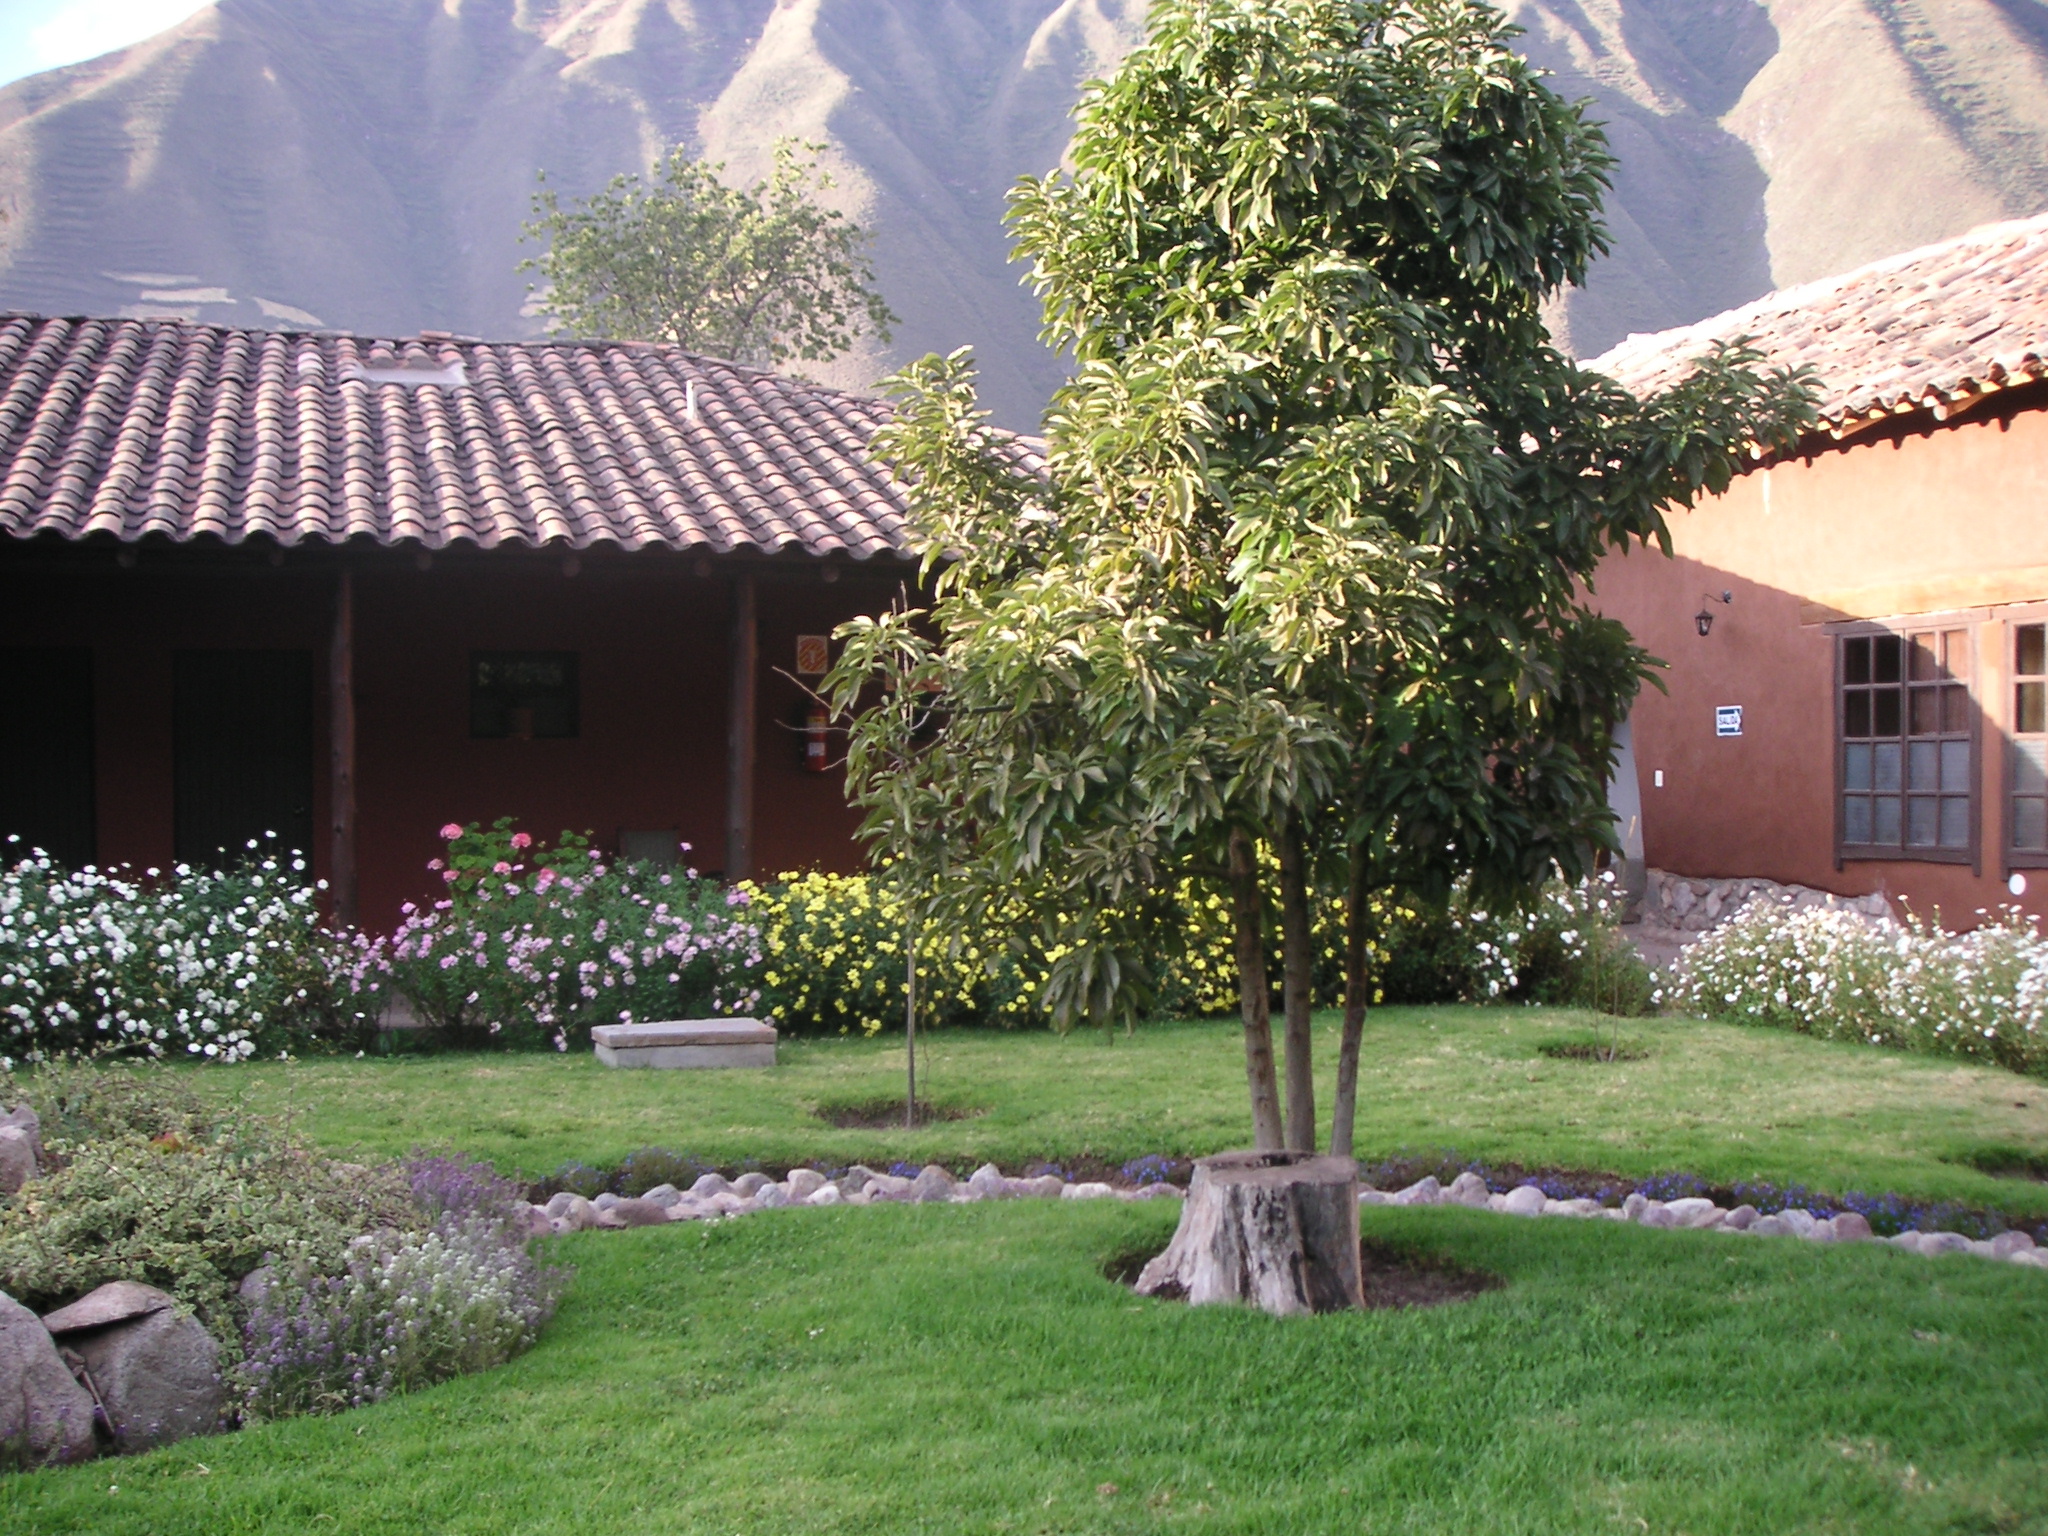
left=804, top=706, right=831, bottom=772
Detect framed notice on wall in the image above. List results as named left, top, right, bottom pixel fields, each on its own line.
left=1715, top=705, right=1743, bottom=737
left=796, top=635, right=830, bottom=675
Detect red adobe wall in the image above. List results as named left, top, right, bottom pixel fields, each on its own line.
left=0, top=545, right=897, bottom=933
left=1589, top=399, right=2048, bottom=923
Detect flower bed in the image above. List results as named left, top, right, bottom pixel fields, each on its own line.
left=2, top=822, right=1648, bottom=1060
left=342, top=822, right=762, bottom=1050
left=0, top=1061, right=565, bottom=1454
left=1663, top=901, right=2048, bottom=1076
left=749, top=868, right=1653, bottom=1036
left=0, top=839, right=343, bottom=1066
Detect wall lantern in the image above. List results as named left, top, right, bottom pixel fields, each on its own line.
left=1695, top=590, right=1733, bottom=637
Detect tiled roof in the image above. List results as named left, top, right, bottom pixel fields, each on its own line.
left=0, top=314, right=1004, bottom=557
left=1588, top=214, right=2048, bottom=436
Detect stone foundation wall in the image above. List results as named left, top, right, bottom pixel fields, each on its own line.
left=1640, top=868, right=1894, bottom=936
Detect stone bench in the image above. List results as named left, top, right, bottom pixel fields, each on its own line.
left=591, top=1018, right=777, bottom=1069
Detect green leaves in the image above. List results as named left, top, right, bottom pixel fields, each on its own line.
left=831, top=0, right=1818, bottom=1034
left=520, top=141, right=895, bottom=369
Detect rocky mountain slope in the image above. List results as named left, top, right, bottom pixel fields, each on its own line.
left=0, top=0, right=2044, bottom=427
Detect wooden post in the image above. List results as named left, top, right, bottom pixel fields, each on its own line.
left=904, top=900, right=918, bottom=1129
left=724, top=572, right=758, bottom=881
left=328, top=567, right=358, bottom=928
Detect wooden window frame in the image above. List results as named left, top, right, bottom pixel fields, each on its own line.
left=2005, top=612, right=2048, bottom=872
left=1833, top=620, right=1979, bottom=870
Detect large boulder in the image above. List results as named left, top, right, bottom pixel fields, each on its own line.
left=0, top=1103, right=42, bottom=1161
left=0, top=1127, right=35, bottom=1197
left=42, top=1283, right=222, bottom=1453
left=0, top=1289, right=97, bottom=1468
left=0, top=1104, right=40, bottom=1196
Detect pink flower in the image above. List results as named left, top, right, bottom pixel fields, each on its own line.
left=442, top=869, right=458, bottom=883
left=536, top=868, right=557, bottom=890
left=510, top=832, right=532, bottom=850
left=492, top=860, right=512, bottom=874
left=426, top=858, right=444, bottom=871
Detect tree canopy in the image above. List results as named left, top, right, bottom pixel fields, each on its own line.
left=521, top=141, right=895, bottom=369
left=827, top=0, right=1815, bottom=1151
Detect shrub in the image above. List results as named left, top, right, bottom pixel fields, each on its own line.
left=1509, top=878, right=1659, bottom=1016
left=1665, top=901, right=2048, bottom=1075
left=0, top=1064, right=417, bottom=1345
left=236, top=1210, right=565, bottom=1420
left=745, top=871, right=1035, bottom=1035
left=0, top=839, right=345, bottom=1064
left=615, top=1146, right=717, bottom=1196
left=345, top=821, right=762, bottom=1049
left=749, top=867, right=1646, bottom=1030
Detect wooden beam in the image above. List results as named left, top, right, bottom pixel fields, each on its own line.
left=725, top=572, right=758, bottom=882
left=329, top=567, right=358, bottom=927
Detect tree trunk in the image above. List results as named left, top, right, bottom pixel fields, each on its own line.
left=904, top=903, right=918, bottom=1130
left=1228, top=828, right=1285, bottom=1151
left=1278, top=812, right=1316, bottom=1151
left=1134, top=1150, right=1362, bottom=1315
left=1329, top=843, right=1369, bottom=1159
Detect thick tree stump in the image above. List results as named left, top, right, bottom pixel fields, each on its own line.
left=1134, top=1151, right=1362, bottom=1315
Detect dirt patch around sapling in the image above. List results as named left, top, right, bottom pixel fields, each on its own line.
left=1537, top=1038, right=1649, bottom=1063
left=1356, top=1238, right=1504, bottom=1309
left=1107, top=1238, right=1503, bottom=1311
left=811, top=1098, right=985, bottom=1130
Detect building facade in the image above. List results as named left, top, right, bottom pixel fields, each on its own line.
left=0, top=317, right=995, bottom=930
left=1588, top=215, right=2048, bottom=922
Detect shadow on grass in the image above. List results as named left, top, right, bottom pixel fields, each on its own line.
left=810, top=1098, right=986, bottom=1129
left=1102, top=1231, right=1505, bottom=1310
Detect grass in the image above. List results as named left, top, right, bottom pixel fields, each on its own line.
left=6, top=1201, right=2046, bottom=1534
left=201, top=1006, right=2048, bottom=1216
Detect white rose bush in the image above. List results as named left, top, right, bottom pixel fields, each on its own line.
left=1666, top=900, right=2048, bottom=1076
left=0, top=836, right=341, bottom=1066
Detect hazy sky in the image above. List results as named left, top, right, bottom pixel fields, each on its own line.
left=0, top=0, right=211, bottom=88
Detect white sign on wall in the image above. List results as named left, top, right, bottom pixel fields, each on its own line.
left=1715, top=705, right=1743, bottom=737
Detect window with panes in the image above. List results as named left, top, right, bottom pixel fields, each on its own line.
left=2010, top=623, right=2048, bottom=862
left=1839, top=628, right=1973, bottom=859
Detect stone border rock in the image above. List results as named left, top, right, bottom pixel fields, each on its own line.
left=1363, top=1172, right=2048, bottom=1270
left=522, top=1162, right=2046, bottom=1274
left=528, top=1163, right=1181, bottom=1233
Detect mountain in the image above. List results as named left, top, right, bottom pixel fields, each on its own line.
left=1519, top=0, right=2048, bottom=355
left=0, top=0, right=2044, bottom=428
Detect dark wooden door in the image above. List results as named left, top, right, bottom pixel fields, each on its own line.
left=0, top=647, right=96, bottom=869
left=174, top=650, right=313, bottom=868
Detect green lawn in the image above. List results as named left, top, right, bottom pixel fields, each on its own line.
left=7, top=1202, right=2046, bottom=1534
left=204, top=1007, right=2048, bottom=1215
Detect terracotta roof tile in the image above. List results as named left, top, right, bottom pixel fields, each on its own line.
left=1588, top=214, right=2048, bottom=432
left=0, top=315, right=1035, bottom=557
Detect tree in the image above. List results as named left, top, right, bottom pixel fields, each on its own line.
left=521, top=140, right=895, bottom=369
left=827, top=0, right=1814, bottom=1158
